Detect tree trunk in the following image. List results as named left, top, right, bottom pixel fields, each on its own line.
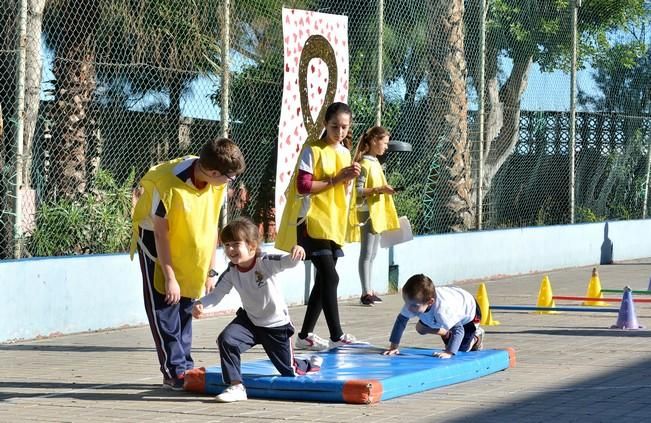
left=426, top=0, right=473, bottom=232
left=48, top=42, right=96, bottom=200
left=482, top=55, right=533, bottom=192
left=21, top=0, right=46, bottom=189
left=167, top=75, right=183, bottom=159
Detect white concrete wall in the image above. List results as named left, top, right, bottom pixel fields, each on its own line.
left=392, top=220, right=646, bottom=287
left=2, top=220, right=648, bottom=343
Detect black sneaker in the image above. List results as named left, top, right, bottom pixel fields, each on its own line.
left=370, top=294, right=383, bottom=303
left=360, top=294, right=375, bottom=306
left=163, top=375, right=185, bottom=391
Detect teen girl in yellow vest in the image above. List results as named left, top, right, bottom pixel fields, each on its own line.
left=350, top=126, right=400, bottom=307
left=275, top=102, right=361, bottom=351
left=130, top=138, right=245, bottom=390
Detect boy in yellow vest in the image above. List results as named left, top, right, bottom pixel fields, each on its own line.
left=131, top=138, right=245, bottom=390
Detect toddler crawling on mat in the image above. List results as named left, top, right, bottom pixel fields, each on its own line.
left=383, top=274, right=484, bottom=358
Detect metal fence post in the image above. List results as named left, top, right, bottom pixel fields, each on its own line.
left=12, top=0, right=28, bottom=259
left=375, top=0, right=384, bottom=126
left=643, top=124, right=651, bottom=219
left=476, top=0, right=486, bottom=230
left=569, top=0, right=580, bottom=224
left=219, top=0, right=231, bottom=229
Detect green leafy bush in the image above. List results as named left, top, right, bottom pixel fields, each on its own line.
left=25, top=169, right=134, bottom=257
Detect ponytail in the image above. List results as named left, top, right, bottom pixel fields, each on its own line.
left=353, top=132, right=371, bottom=163
left=353, top=126, right=390, bottom=163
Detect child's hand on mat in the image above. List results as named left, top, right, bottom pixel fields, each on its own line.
left=433, top=351, right=453, bottom=359
left=165, top=277, right=181, bottom=305
left=192, top=302, right=204, bottom=319
left=383, top=343, right=400, bottom=355
left=290, top=245, right=306, bottom=261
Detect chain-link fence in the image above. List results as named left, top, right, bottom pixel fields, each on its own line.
left=1, top=0, right=649, bottom=259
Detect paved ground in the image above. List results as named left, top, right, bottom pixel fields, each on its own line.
left=3, top=259, right=651, bottom=422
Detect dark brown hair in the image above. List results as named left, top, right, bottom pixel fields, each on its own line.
left=220, top=217, right=260, bottom=251
left=353, top=126, right=390, bottom=163
left=199, top=138, right=246, bottom=176
left=320, top=102, right=353, bottom=150
left=402, top=274, right=436, bottom=302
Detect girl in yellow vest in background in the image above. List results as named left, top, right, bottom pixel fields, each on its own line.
left=131, top=138, right=245, bottom=390
left=352, top=126, right=400, bottom=306
left=276, top=102, right=362, bottom=351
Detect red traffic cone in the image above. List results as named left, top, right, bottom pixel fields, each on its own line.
left=610, top=287, right=644, bottom=330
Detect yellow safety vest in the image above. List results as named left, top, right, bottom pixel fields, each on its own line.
left=348, top=157, right=399, bottom=240
left=130, top=157, right=226, bottom=298
left=275, top=139, right=353, bottom=251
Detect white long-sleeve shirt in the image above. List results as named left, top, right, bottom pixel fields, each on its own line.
left=199, top=253, right=300, bottom=328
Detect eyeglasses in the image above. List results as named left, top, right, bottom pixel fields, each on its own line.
left=198, top=163, right=237, bottom=183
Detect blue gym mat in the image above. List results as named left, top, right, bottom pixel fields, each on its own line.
left=184, top=345, right=515, bottom=404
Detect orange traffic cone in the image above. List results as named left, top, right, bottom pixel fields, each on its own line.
left=583, top=268, right=606, bottom=306
left=536, top=275, right=557, bottom=314
left=476, top=283, right=500, bottom=326
left=611, top=287, right=644, bottom=329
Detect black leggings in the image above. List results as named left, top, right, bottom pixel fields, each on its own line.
left=299, top=254, right=343, bottom=342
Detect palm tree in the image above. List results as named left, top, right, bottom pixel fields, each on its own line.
left=96, top=0, right=224, bottom=163
left=425, top=0, right=474, bottom=232
left=43, top=0, right=99, bottom=200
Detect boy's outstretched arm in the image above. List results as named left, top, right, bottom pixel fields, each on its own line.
left=383, top=314, right=409, bottom=355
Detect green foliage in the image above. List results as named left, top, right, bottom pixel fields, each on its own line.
left=576, top=206, right=606, bottom=223
left=25, top=170, right=135, bottom=257
left=386, top=166, right=427, bottom=234
left=481, top=0, right=648, bottom=71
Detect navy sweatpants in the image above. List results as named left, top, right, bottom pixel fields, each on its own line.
left=218, top=308, right=315, bottom=384
left=440, top=300, right=483, bottom=353
left=137, top=227, right=194, bottom=379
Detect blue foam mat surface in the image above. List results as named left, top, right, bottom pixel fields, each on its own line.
left=199, top=345, right=511, bottom=403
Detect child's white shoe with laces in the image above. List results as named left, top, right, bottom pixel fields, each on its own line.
left=295, top=332, right=329, bottom=351
left=215, top=383, right=247, bottom=403
left=328, top=333, right=360, bottom=349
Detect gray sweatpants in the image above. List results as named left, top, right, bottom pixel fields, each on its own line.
left=358, top=211, right=380, bottom=295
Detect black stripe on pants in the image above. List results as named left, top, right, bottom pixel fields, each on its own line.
left=137, top=227, right=194, bottom=379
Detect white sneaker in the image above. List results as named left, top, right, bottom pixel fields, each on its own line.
left=471, top=327, right=485, bottom=351
left=215, top=384, right=247, bottom=403
left=309, top=354, right=324, bottom=369
left=295, top=333, right=329, bottom=351
left=328, top=333, right=359, bottom=349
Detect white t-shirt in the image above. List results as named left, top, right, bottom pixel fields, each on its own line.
left=199, top=253, right=300, bottom=328
left=400, top=286, right=477, bottom=330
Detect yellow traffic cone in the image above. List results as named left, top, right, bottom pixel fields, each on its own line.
left=583, top=268, right=607, bottom=306
left=536, top=275, right=557, bottom=314
left=476, top=283, right=500, bottom=326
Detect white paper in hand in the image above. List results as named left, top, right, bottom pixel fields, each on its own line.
left=380, top=216, right=413, bottom=248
